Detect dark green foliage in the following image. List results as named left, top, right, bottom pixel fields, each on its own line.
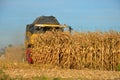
left=117, top=64, right=120, bottom=71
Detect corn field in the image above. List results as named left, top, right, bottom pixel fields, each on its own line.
left=30, top=31, right=120, bottom=71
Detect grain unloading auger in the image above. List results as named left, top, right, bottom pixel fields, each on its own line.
left=25, top=16, right=72, bottom=64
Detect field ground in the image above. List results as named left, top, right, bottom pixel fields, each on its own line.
left=0, top=61, right=120, bottom=80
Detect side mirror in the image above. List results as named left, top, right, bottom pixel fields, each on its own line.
left=68, top=25, right=73, bottom=33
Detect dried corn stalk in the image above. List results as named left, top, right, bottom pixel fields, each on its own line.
left=30, top=31, right=120, bottom=71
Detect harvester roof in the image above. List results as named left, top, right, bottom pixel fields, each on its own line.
left=32, top=16, right=60, bottom=25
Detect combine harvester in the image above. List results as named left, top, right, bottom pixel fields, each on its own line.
left=25, top=16, right=72, bottom=64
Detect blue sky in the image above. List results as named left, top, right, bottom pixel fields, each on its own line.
left=0, top=0, right=120, bottom=48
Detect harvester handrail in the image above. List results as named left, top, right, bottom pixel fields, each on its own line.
left=34, top=24, right=66, bottom=28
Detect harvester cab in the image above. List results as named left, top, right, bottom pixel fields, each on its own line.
left=26, top=16, right=72, bottom=33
